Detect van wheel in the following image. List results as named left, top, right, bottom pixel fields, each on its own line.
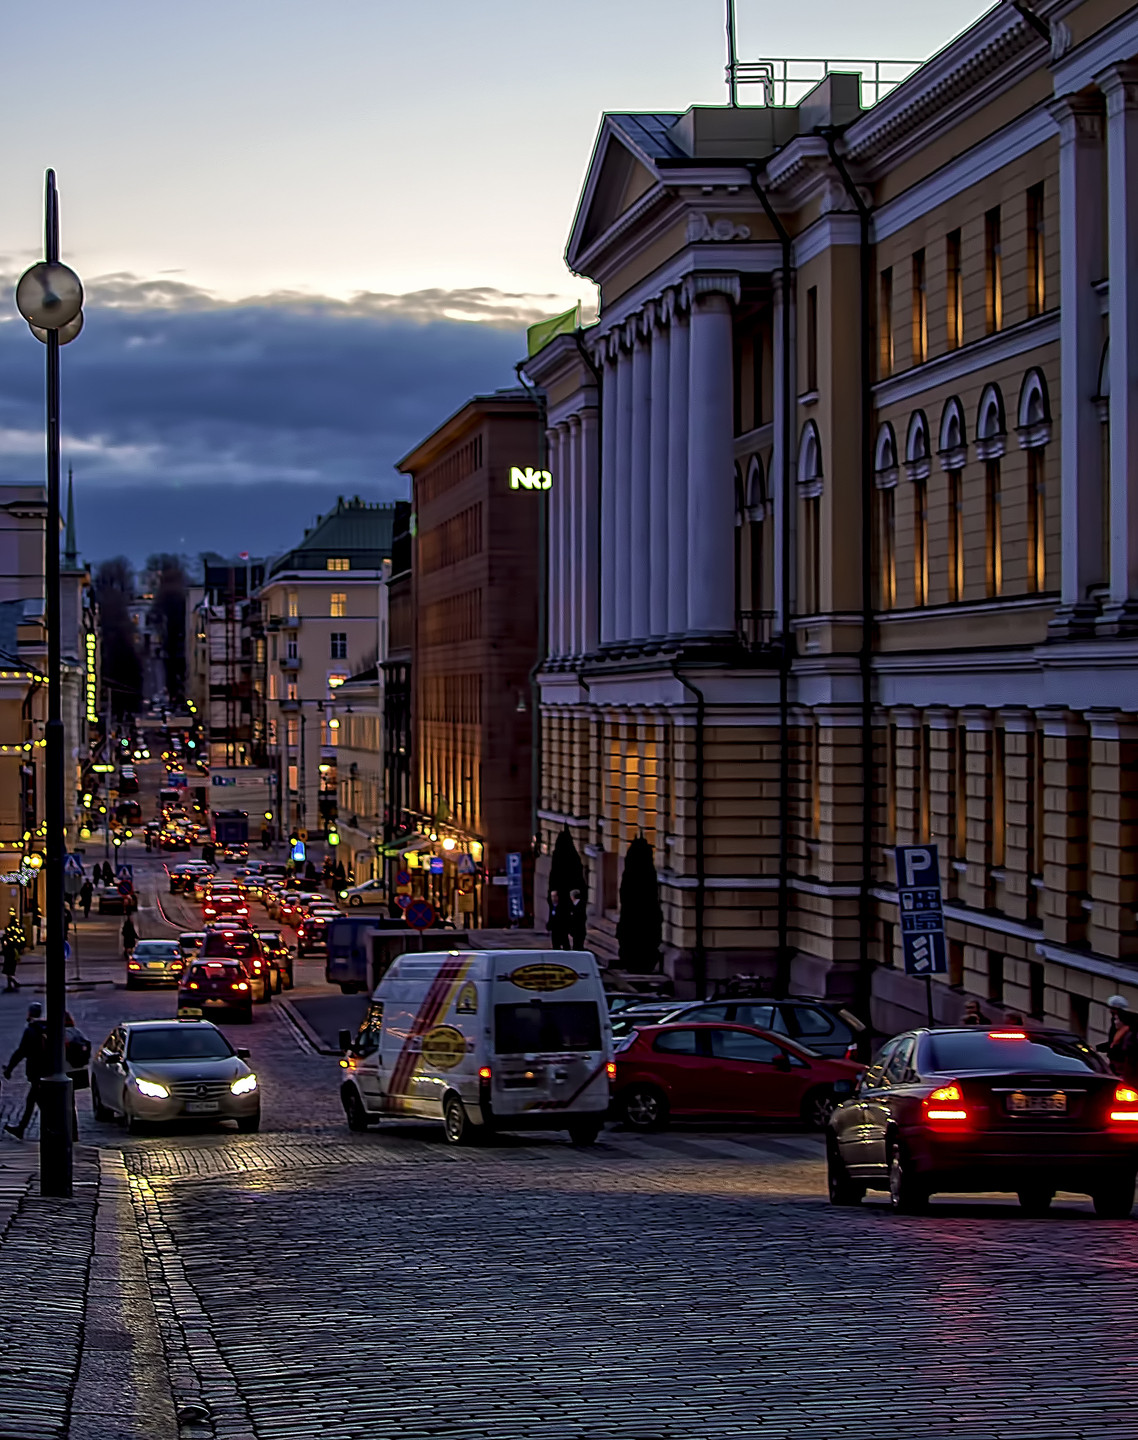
left=567, top=1119, right=603, bottom=1147
left=621, top=1084, right=669, bottom=1132
left=443, top=1095, right=478, bottom=1145
left=343, top=1088, right=371, bottom=1132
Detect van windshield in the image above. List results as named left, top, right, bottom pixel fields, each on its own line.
left=495, top=1002, right=602, bottom=1054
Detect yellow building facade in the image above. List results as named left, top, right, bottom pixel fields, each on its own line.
left=526, top=0, right=1138, bottom=1036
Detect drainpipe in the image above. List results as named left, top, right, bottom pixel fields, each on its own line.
left=514, top=363, right=547, bottom=882
left=823, top=130, right=875, bottom=1020
left=748, top=164, right=794, bottom=994
left=671, top=664, right=707, bottom=999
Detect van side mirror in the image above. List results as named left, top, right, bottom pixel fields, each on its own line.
left=236, top=1048, right=251, bottom=1060
left=338, top=1028, right=353, bottom=1054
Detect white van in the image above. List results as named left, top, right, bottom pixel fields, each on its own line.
left=338, top=949, right=614, bottom=1145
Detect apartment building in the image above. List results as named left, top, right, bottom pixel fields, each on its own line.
left=524, top=0, right=1138, bottom=1036
left=396, top=392, right=542, bottom=925
left=258, top=498, right=395, bottom=843
left=192, top=553, right=267, bottom=768
left=380, top=503, right=413, bottom=890
left=332, top=562, right=390, bottom=882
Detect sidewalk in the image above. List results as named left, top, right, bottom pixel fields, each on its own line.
left=0, top=1143, right=178, bottom=1440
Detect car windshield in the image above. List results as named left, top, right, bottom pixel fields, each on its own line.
left=133, top=942, right=179, bottom=957
left=188, top=962, right=247, bottom=982
left=202, top=933, right=260, bottom=958
left=925, top=1032, right=1109, bottom=1074
left=495, top=1002, right=602, bottom=1053
left=127, top=1027, right=234, bottom=1061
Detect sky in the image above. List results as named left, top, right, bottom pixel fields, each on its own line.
left=0, top=0, right=989, bottom=569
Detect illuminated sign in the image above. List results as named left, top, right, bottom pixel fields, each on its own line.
left=509, top=466, right=552, bottom=491
left=85, top=631, right=98, bottom=724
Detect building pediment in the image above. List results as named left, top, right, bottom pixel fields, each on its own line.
left=567, top=115, right=680, bottom=274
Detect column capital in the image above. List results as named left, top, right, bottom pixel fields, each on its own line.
left=567, top=413, right=582, bottom=433
left=682, top=272, right=741, bottom=309
left=1096, top=62, right=1138, bottom=115
left=1049, top=91, right=1105, bottom=143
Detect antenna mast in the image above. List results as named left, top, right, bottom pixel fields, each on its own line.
left=726, top=0, right=739, bottom=106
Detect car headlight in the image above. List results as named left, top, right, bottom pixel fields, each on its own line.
left=134, top=1078, right=169, bottom=1099
left=231, top=1073, right=258, bottom=1095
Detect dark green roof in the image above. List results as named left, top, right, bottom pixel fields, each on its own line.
left=269, top=497, right=397, bottom=578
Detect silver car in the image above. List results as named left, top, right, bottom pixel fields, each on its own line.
left=90, top=1019, right=261, bottom=1133
left=126, top=938, right=186, bottom=988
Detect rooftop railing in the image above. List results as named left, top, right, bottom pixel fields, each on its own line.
left=729, top=57, right=920, bottom=109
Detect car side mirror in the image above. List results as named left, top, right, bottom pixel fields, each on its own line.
left=338, top=1028, right=353, bottom=1054
left=772, top=1053, right=792, bottom=1072
left=236, top=1048, right=251, bottom=1060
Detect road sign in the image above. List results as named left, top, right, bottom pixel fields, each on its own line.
left=395, top=869, right=411, bottom=888
left=456, top=853, right=476, bottom=876
left=63, top=941, right=71, bottom=961
left=395, top=894, right=410, bottom=910
left=117, top=881, right=132, bottom=896
left=65, top=873, right=82, bottom=897
left=894, top=845, right=947, bottom=977
left=64, top=854, right=83, bottom=876
left=116, top=864, right=133, bottom=882
left=405, top=898, right=435, bottom=931
left=458, top=875, right=474, bottom=895
left=506, top=851, right=524, bottom=922
left=429, top=856, right=444, bottom=875
left=291, top=840, right=306, bottom=864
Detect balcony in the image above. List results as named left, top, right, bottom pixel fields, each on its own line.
left=736, top=609, right=777, bottom=654
left=284, top=613, right=301, bottom=630
left=279, top=654, right=301, bottom=672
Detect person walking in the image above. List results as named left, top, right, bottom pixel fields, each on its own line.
left=961, top=999, right=987, bottom=1026
left=3, top=1003, right=47, bottom=1138
left=2, top=918, right=21, bottom=991
left=568, top=888, right=588, bottom=952
left=79, top=878, right=93, bottom=920
left=1101, top=996, right=1138, bottom=1085
left=548, top=890, right=570, bottom=951
left=121, top=914, right=138, bottom=962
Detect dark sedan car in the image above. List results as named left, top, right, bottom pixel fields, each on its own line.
left=827, top=1026, right=1138, bottom=1217
left=177, top=960, right=254, bottom=1023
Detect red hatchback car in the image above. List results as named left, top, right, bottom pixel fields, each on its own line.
left=203, top=887, right=248, bottom=922
left=613, top=1022, right=864, bottom=1131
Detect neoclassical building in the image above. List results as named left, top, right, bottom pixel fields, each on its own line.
left=524, top=0, right=1138, bottom=1037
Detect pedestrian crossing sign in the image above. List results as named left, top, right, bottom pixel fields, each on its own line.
left=64, top=854, right=83, bottom=875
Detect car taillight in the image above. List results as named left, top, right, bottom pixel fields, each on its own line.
left=128, top=961, right=140, bottom=970
left=234, top=982, right=249, bottom=991
left=605, top=1061, right=617, bottom=1082
left=988, top=1030, right=1027, bottom=1040
left=478, top=1066, right=491, bottom=1081
left=844, top=1043, right=858, bottom=1060
left=924, top=1082, right=969, bottom=1124
left=1110, top=1085, right=1138, bottom=1122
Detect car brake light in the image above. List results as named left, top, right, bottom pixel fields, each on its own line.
left=605, top=1061, right=617, bottom=1082
left=989, top=1030, right=1027, bottom=1040
left=1110, top=1085, right=1138, bottom=1121
left=844, top=1043, right=858, bottom=1060
left=128, top=961, right=140, bottom=970
left=925, top=1081, right=969, bottom=1123
left=478, top=1066, right=492, bottom=1081
left=234, top=982, right=249, bottom=991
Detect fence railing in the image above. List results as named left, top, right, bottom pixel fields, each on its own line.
left=736, top=609, right=777, bottom=651
left=729, top=57, right=920, bottom=110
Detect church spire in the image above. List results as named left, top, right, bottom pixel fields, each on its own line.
left=63, top=467, right=78, bottom=569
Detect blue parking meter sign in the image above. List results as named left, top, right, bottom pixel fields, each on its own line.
left=506, top=851, right=524, bottom=922
left=894, top=845, right=948, bottom=977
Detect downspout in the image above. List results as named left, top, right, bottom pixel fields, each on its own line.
left=514, top=362, right=547, bottom=891
left=748, top=164, right=794, bottom=994
left=823, top=130, right=875, bottom=1020
left=671, top=664, right=707, bottom=999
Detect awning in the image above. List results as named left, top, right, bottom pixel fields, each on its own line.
left=379, top=834, right=433, bottom=858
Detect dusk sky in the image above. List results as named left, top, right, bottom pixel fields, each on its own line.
left=0, top=0, right=987, bottom=569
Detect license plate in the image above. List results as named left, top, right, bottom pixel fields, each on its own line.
left=185, top=1100, right=218, bottom=1113
left=1007, top=1091, right=1067, bottom=1114
left=147, top=962, right=166, bottom=969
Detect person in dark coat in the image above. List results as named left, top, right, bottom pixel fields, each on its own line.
left=4, top=1003, right=46, bottom=1138
left=1101, top=995, right=1138, bottom=1086
left=121, top=915, right=138, bottom=959
left=2, top=920, right=21, bottom=991
left=568, top=889, right=588, bottom=951
left=548, top=890, right=570, bottom=950
left=79, top=879, right=93, bottom=920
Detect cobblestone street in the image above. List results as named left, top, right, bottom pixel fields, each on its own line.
left=3, top=854, right=1138, bottom=1438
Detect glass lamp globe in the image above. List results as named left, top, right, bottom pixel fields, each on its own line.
left=29, top=310, right=83, bottom=345
left=15, top=261, right=83, bottom=329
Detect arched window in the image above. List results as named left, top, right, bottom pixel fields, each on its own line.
left=975, top=384, right=1007, bottom=461
left=738, top=456, right=768, bottom=619
left=905, top=410, right=931, bottom=483
left=797, top=423, right=823, bottom=613
left=1017, top=370, right=1052, bottom=591
left=938, top=397, right=968, bottom=471
left=1016, top=368, right=1052, bottom=449
left=797, top=421, right=823, bottom=498
left=875, top=423, right=899, bottom=489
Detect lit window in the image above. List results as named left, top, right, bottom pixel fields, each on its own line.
left=330, top=592, right=346, bottom=618
left=912, top=249, right=927, bottom=365
left=326, top=557, right=350, bottom=572
left=986, top=461, right=1003, bottom=597
left=287, top=590, right=298, bottom=618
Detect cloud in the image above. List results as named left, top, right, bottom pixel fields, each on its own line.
left=0, top=270, right=570, bottom=564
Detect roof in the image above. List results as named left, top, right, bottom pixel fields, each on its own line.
left=607, top=113, right=686, bottom=162
left=0, top=600, right=46, bottom=675
left=337, top=664, right=379, bottom=687
left=396, top=388, right=539, bottom=474
left=268, top=497, right=397, bottom=578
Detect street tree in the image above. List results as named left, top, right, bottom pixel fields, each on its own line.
left=147, top=552, right=189, bottom=704
left=93, top=556, right=142, bottom=717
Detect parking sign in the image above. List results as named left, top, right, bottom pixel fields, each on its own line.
left=894, top=845, right=947, bottom=976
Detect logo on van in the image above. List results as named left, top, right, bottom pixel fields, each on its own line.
left=509, top=963, right=578, bottom=993
left=455, top=981, right=478, bottom=1015
left=421, top=1025, right=466, bottom=1070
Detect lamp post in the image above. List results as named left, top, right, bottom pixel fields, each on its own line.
left=15, top=171, right=84, bottom=1198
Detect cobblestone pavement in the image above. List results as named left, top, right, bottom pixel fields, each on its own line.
left=5, top=838, right=1138, bottom=1437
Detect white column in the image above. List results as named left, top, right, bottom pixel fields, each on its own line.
left=1101, top=65, right=1138, bottom=625
left=648, top=304, right=671, bottom=640
left=771, top=269, right=796, bottom=631
left=1052, top=94, right=1106, bottom=618
left=547, top=424, right=564, bottom=657
left=686, top=275, right=740, bottom=637
left=599, top=348, right=618, bottom=645
left=558, top=422, right=573, bottom=656
left=666, top=295, right=690, bottom=637
left=629, top=316, right=652, bottom=642
left=614, top=333, right=635, bottom=642
left=580, top=405, right=600, bottom=652
left=566, top=414, right=582, bottom=655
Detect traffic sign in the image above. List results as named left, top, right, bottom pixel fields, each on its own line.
left=395, top=869, right=411, bottom=887
left=64, top=854, right=83, bottom=876
left=291, top=840, right=306, bottom=864
left=506, top=851, right=524, bottom=922
left=116, top=864, right=133, bottom=881
left=429, top=856, right=444, bottom=875
left=456, top=853, right=476, bottom=876
left=117, top=881, right=132, bottom=896
left=405, top=898, right=435, bottom=931
left=894, top=845, right=947, bottom=977
left=395, top=894, right=410, bottom=909
left=63, top=941, right=71, bottom=961
left=458, top=875, right=474, bottom=895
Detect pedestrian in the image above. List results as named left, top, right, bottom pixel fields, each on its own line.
left=261, top=825, right=271, bottom=851
left=335, top=860, right=346, bottom=889
left=961, top=998, right=986, bottom=1026
left=568, top=888, right=588, bottom=951
left=3, top=1002, right=46, bottom=1139
left=548, top=890, right=569, bottom=950
left=1101, top=995, right=1138, bottom=1084
left=2, top=919, right=20, bottom=991
left=79, top=879, right=93, bottom=920
left=101, top=860, right=113, bottom=887
left=121, top=914, right=138, bottom=961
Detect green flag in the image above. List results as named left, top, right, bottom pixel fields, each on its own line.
left=526, top=303, right=581, bottom=357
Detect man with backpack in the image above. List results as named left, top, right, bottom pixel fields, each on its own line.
left=3, top=1003, right=47, bottom=1139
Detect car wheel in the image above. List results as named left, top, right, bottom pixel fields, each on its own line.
left=621, top=1084, right=669, bottom=1132
left=343, top=1088, right=371, bottom=1132
left=1017, top=1186, right=1055, bottom=1216
left=826, top=1137, right=865, bottom=1206
left=801, top=1086, right=838, bottom=1131
left=1092, top=1171, right=1136, bottom=1219
left=567, top=1119, right=603, bottom=1147
left=236, top=1112, right=260, bottom=1134
left=126, top=1112, right=146, bottom=1135
left=443, top=1094, right=479, bottom=1145
left=91, top=1081, right=114, bottom=1123
left=124, top=977, right=137, bottom=990
left=888, top=1141, right=929, bottom=1214
left=283, top=971, right=294, bottom=991
left=349, top=895, right=361, bottom=908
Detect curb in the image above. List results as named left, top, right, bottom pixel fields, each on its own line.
left=277, top=997, right=340, bottom=1055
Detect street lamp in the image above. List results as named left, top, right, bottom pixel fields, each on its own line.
left=15, top=170, right=84, bottom=1199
